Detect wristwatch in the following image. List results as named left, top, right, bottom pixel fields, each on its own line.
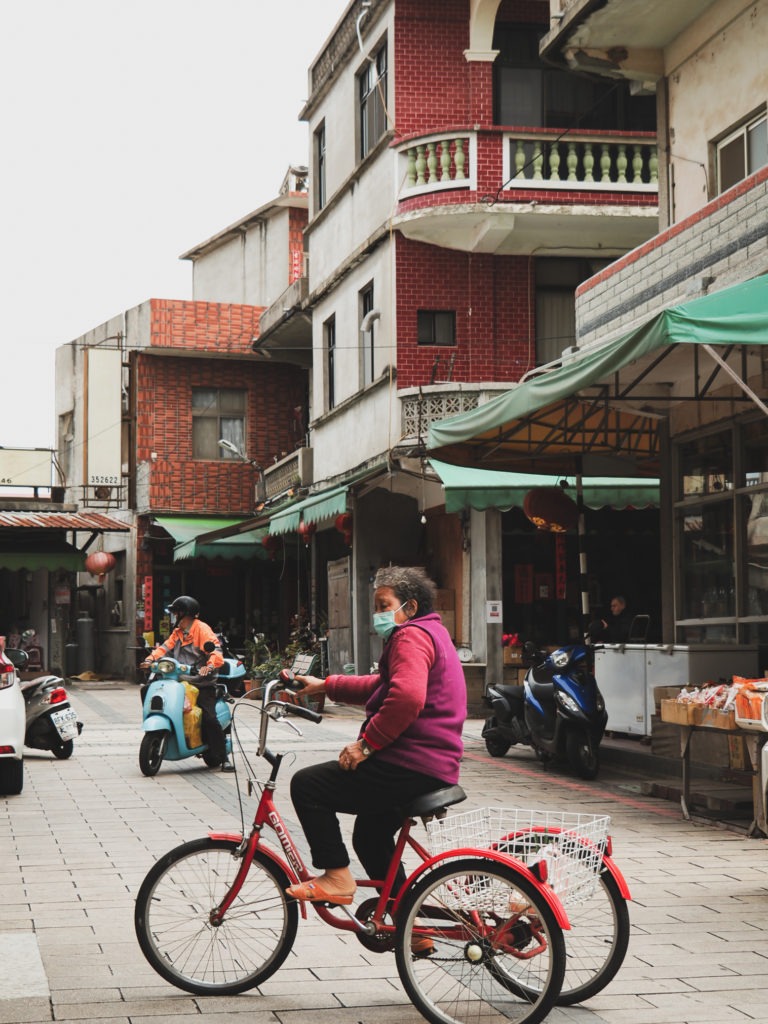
left=360, top=738, right=374, bottom=758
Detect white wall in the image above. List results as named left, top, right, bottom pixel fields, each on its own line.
left=664, top=0, right=767, bottom=221
left=310, top=383, right=400, bottom=481
left=191, top=207, right=294, bottom=309
left=306, top=5, right=396, bottom=286
left=310, top=241, right=395, bottom=417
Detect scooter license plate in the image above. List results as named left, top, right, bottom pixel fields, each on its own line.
left=51, top=707, right=78, bottom=740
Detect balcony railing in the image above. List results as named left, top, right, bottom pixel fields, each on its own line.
left=401, top=390, right=480, bottom=441
left=396, top=129, right=658, bottom=201
left=503, top=132, right=658, bottom=191
left=398, top=133, right=477, bottom=199
left=263, top=447, right=313, bottom=500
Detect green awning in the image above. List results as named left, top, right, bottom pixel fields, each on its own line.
left=269, top=484, right=349, bottom=536
left=430, top=460, right=659, bottom=512
left=428, top=275, right=768, bottom=473
left=0, top=550, right=84, bottom=572
left=154, top=516, right=268, bottom=562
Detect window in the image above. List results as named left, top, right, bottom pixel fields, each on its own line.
left=716, top=112, right=767, bottom=193
left=325, top=316, right=337, bottom=410
left=492, top=22, right=655, bottom=131
left=360, top=283, right=375, bottom=386
left=191, top=388, right=246, bottom=460
left=359, top=43, right=387, bottom=160
left=417, top=310, right=456, bottom=347
left=315, top=122, right=326, bottom=211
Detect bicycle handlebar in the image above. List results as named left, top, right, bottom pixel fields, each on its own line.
left=256, top=676, right=322, bottom=756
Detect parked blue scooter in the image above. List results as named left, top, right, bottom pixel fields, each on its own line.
left=139, top=642, right=232, bottom=777
left=482, top=637, right=607, bottom=780
left=215, top=632, right=247, bottom=697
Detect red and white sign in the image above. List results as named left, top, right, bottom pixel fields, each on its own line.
left=143, top=576, right=153, bottom=631
left=289, top=248, right=304, bottom=284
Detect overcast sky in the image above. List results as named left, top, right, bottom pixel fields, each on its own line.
left=1, top=0, right=349, bottom=449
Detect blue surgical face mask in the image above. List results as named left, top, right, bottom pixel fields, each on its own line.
left=373, top=602, right=406, bottom=639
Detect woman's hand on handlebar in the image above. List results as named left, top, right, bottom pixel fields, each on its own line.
left=293, top=674, right=326, bottom=698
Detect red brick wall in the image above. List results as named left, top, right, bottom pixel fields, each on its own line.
left=136, top=353, right=306, bottom=514
left=394, top=1, right=470, bottom=133
left=289, top=206, right=307, bottom=283
left=394, top=0, right=548, bottom=133
left=395, top=235, right=533, bottom=387
left=150, top=298, right=263, bottom=353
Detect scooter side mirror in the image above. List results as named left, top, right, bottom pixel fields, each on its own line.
left=203, top=641, right=216, bottom=654
left=4, top=648, right=29, bottom=669
left=521, top=640, right=541, bottom=667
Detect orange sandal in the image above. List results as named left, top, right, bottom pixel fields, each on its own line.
left=411, top=935, right=436, bottom=957
left=285, top=879, right=355, bottom=906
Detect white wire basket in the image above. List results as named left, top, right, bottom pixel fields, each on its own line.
left=425, top=807, right=610, bottom=906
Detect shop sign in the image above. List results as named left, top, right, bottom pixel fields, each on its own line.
left=486, top=600, right=502, bottom=623
left=143, top=575, right=153, bottom=631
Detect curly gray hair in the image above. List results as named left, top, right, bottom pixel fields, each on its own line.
left=373, top=566, right=436, bottom=616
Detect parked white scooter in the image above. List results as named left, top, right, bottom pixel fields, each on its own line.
left=0, top=641, right=26, bottom=794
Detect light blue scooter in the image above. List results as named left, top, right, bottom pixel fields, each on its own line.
left=139, top=644, right=232, bottom=777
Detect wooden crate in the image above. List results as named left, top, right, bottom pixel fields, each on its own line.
left=653, top=685, right=688, bottom=713
left=660, top=699, right=694, bottom=725
left=691, top=705, right=736, bottom=729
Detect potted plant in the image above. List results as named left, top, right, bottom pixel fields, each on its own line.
left=245, top=633, right=285, bottom=696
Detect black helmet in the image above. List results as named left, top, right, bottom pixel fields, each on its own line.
left=167, top=596, right=200, bottom=624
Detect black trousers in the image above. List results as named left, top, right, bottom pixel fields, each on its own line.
left=196, top=687, right=227, bottom=763
left=290, top=758, right=444, bottom=887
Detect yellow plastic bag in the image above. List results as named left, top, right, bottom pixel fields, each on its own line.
left=183, top=683, right=202, bottom=747
left=183, top=706, right=203, bottom=749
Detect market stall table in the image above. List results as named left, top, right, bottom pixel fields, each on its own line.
left=661, top=700, right=768, bottom=836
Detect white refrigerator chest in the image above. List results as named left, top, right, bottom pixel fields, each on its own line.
left=594, top=644, right=759, bottom=735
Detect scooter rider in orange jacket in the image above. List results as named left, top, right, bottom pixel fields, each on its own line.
left=140, top=595, right=233, bottom=772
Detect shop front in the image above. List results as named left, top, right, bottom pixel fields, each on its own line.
left=0, top=510, right=131, bottom=677
left=428, top=276, right=768, bottom=756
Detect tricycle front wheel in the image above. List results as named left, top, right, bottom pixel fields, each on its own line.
left=134, top=837, right=298, bottom=994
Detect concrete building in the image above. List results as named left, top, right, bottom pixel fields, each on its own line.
left=426, top=0, right=768, bottom=697
left=255, top=0, right=662, bottom=690
left=53, top=173, right=311, bottom=680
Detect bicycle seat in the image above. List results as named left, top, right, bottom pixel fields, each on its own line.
left=399, top=785, right=467, bottom=822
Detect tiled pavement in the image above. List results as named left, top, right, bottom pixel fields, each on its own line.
left=2, top=680, right=768, bottom=1024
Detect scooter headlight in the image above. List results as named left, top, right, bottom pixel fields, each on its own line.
left=154, top=659, right=176, bottom=675
left=551, top=649, right=571, bottom=669
left=556, top=690, right=580, bottom=715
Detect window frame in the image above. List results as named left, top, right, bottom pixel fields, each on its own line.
left=324, top=315, right=337, bottom=411
left=360, top=282, right=375, bottom=386
left=191, top=387, right=247, bottom=461
left=358, top=41, right=388, bottom=161
left=314, top=121, right=326, bottom=212
left=417, top=310, right=457, bottom=347
left=715, top=109, right=768, bottom=194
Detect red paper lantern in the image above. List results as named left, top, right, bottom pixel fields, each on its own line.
left=298, top=519, right=316, bottom=546
left=335, top=513, right=353, bottom=545
left=84, top=551, right=116, bottom=577
left=261, top=534, right=282, bottom=560
left=522, top=487, right=578, bottom=533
